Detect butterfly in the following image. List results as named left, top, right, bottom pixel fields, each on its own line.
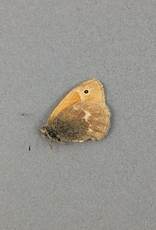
left=40, top=79, right=110, bottom=148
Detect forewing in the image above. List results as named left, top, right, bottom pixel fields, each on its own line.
left=47, top=79, right=105, bottom=126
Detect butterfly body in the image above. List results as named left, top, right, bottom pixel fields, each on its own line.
left=40, top=79, right=110, bottom=146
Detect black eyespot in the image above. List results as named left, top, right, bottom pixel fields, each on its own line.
left=84, top=90, right=89, bottom=94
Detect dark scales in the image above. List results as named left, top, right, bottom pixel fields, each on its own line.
left=47, top=108, right=89, bottom=142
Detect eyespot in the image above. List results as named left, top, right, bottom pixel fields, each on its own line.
left=84, top=90, right=89, bottom=94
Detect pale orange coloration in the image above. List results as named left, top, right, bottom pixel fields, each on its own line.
left=48, top=79, right=105, bottom=125
left=48, top=91, right=81, bottom=125
left=40, top=79, right=110, bottom=145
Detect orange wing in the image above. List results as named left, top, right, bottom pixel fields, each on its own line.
left=48, top=79, right=105, bottom=125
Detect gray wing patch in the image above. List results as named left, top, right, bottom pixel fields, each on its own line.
left=52, top=100, right=110, bottom=142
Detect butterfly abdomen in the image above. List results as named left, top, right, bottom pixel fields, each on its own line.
left=40, top=79, right=110, bottom=147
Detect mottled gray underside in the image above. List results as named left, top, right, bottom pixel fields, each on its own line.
left=49, top=100, right=109, bottom=142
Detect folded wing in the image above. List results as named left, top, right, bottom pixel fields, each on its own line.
left=51, top=100, right=110, bottom=142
